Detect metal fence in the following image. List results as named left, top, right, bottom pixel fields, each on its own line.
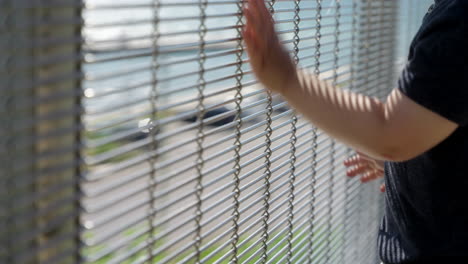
left=1, top=0, right=432, bottom=263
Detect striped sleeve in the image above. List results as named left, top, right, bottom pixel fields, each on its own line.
left=378, top=215, right=409, bottom=264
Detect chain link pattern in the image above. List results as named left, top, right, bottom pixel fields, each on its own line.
left=260, top=1, right=276, bottom=262
left=344, top=1, right=358, bottom=262
left=194, top=0, right=209, bottom=262
left=350, top=0, right=358, bottom=94
left=388, top=0, right=399, bottom=97
left=229, top=1, right=245, bottom=263
left=377, top=0, right=389, bottom=100
left=363, top=0, right=372, bottom=96
left=285, top=0, right=301, bottom=263
left=325, top=0, right=341, bottom=262
left=307, top=1, right=322, bottom=263
left=355, top=3, right=368, bottom=261
left=146, top=0, right=161, bottom=262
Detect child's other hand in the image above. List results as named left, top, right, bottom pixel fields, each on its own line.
left=344, top=151, right=386, bottom=193
left=243, top=0, right=298, bottom=94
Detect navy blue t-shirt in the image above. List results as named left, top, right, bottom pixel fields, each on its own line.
left=378, top=0, right=468, bottom=263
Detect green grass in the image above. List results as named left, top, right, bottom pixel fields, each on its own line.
left=84, top=221, right=343, bottom=264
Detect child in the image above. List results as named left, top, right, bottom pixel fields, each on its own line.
left=243, top=0, right=468, bottom=262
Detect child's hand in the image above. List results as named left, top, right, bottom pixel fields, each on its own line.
left=344, top=151, right=386, bottom=193
left=243, top=0, right=298, bottom=94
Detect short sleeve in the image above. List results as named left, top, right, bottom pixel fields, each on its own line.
left=398, top=7, right=468, bottom=125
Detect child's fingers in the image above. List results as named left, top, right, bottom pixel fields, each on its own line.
left=248, top=0, right=266, bottom=33
left=380, top=183, right=386, bottom=193
left=255, top=0, right=273, bottom=23
left=243, top=8, right=255, bottom=33
left=244, top=12, right=271, bottom=60
left=344, top=154, right=367, bottom=166
left=361, top=169, right=383, bottom=183
left=248, top=0, right=276, bottom=42
left=346, top=164, right=372, bottom=177
left=243, top=25, right=255, bottom=53
left=355, top=151, right=376, bottom=163
left=243, top=6, right=259, bottom=32
left=356, top=151, right=384, bottom=169
left=243, top=9, right=258, bottom=47
left=343, top=155, right=358, bottom=166
left=243, top=7, right=254, bottom=29
left=250, top=0, right=266, bottom=21
left=257, top=0, right=277, bottom=41
left=243, top=26, right=263, bottom=71
left=244, top=7, right=267, bottom=48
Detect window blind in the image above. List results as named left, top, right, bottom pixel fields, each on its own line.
left=0, top=0, right=433, bottom=264
left=80, top=0, right=397, bottom=263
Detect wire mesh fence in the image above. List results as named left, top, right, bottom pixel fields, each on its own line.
left=0, top=0, right=433, bottom=263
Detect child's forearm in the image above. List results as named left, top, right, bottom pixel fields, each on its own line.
left=281, top=69, right=393, bottom=161
left=242, top=0, right=457, bottom=162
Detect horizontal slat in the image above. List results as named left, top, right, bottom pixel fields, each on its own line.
left=163, top=151, right=350, bottom=264
left=94, top=142, right=338, bottom=237
left=83, top=122, right=316, bottom=233
left=84, top=116, right=307, bottom=214
left=1, top=32, right=394, bottom=124
left=209, top=169, right=349, bottom=264
left=83, top=136, right=323, bottom=261
left=287, top=184, right=361, bottom=264
left=84, top=20, right=340, bottom=51
left=84, top=10, right=355, bottom=30
left=158, top=154, right=340, bottom=264
left=5, top=67, right=392, bottom=207
left=84, top=94, right=288, bottom=178
left=1, top=7, right=396, bottom=71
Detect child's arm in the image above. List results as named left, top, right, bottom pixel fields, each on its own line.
left=243, top=0, right=457, bottom=162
